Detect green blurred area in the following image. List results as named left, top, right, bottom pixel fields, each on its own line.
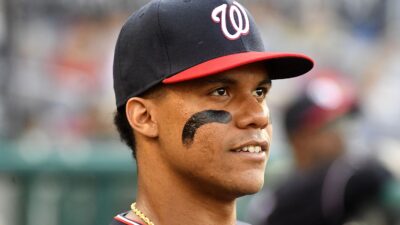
left=0, top=142, right=136, bottom=225
left=0, top=142, right=134, bottom=174
left=0, top=142, right=258, bottom=224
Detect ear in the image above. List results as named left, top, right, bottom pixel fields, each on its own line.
left=126, top=97, right=159, bottom=138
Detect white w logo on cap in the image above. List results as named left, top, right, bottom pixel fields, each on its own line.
left=211, top=1, right=250, bottom=40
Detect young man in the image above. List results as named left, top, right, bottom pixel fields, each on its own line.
left=110, top=0, right=313, bottom=224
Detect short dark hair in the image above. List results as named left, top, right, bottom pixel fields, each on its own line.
left=114, top=105, right=137, bottom=159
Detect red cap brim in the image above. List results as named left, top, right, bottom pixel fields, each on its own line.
left=163, top=51, right=314, bottom=84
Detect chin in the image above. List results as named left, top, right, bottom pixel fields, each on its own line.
left=194, top=172, right=265, bottom=201
left=240, top=179, right=264, bottom=195
left=229, top=173, right=265, bottom=197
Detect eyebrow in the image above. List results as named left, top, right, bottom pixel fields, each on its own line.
left=201, top=76, right=237, bottom=85
left=260, top=79, right=272, bottom=93
left=201, top=76, right=272, bottom=87
left=259, top=79, right=272, bottom=87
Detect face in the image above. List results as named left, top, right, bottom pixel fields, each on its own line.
left=152, top=63, right=272, bottom=200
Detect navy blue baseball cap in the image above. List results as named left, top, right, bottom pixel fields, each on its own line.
left=113, top=0, right=314, bottom=107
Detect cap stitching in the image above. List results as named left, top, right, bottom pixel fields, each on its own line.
left=156, top=0, right=171, bottom=76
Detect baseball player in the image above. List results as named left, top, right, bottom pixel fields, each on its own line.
left=109, top=0, right=313, bottom=224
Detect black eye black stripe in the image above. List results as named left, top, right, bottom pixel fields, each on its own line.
left=182, top=110, right=232, bottom=146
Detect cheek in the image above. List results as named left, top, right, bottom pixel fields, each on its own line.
left=189, top=123, right=226, bottom=153
left=158, top=123, right=228, bottom=183
left=157, top=108, right=190, bottom=150
left=179, top=123, right=229, bottom=174
left=182, top=110, right=232, bottom=146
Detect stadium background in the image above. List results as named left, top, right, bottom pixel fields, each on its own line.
left=0, top=0, right=399, bottom=224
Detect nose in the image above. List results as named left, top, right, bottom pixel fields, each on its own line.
left=234, top=97, right=270, bottom=130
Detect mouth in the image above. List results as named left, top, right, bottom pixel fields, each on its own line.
left=230, top=141, right=268, bottom=154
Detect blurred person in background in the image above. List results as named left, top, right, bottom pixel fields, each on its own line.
left=247, top=70, right=394, bottom=225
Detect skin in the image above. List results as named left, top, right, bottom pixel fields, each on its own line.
left=182, top=110, right=232, bottom=146
left=125, top=63, right=272, bottom=225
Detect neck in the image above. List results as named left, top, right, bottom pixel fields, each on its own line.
left=128, top=157, right=237, bottom=225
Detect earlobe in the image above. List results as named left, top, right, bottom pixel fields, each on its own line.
left=126, top=97, right=159, bottom=138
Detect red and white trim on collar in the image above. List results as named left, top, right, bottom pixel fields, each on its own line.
left=114, top=215, right=144, bottom=225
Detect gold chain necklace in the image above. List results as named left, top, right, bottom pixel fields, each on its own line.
left=131, top=202, right=155, bottom=225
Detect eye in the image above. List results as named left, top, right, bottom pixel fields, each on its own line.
left=252, top=87, right=267, bottom=100
left=210, top=87, right=228, bottom=96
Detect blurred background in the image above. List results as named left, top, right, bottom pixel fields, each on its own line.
left=0, top=0, right=399, bottom=225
